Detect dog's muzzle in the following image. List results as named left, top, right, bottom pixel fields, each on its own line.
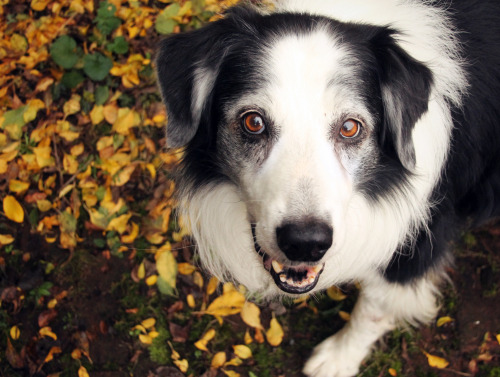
left=252, top=222, right=331, bottom=294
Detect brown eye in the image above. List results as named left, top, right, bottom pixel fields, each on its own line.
left=340, top=119, right=361, bottom=138
left=242, top=112, right=266, bottom=134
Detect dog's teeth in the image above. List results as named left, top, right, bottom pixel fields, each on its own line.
left=279, top=275, right=286, bottom=282
left=272, top=260, right=284, bottom=274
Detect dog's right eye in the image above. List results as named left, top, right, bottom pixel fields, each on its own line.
left=242, top=112, right=266, bottom=135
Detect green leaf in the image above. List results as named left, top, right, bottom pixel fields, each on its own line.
left=61, top=70, right=85, bottom=89
left=83, top=53, right=113, bottom=81
left=1, top=106, right=27, bottom=139
left=155, top=3, right=181, bottom=34
left=107, top=36, right=129, bottom=54
left=95, top=1, right=121, bottom=36
left=157, top=276, right=175, bottom=296
left=95, top=85, right=109, bottom=105
left=50, top=35, right=80, bottom=69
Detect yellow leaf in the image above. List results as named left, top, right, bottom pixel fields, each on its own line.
left=31, top=0, right=51, bottom=11
left=224, top=357, right=243, bottom=367
left=137, top=262, right=145, bottom=279
left=146, top=275, right=157, bottom=286
left=37, top=200, right=52, bottom=212
left=241, top=301, right=263, bottom=329
left=222, top=369, right=240, bottom=377
left=389, top=368, right=398, bottom=376
left=156, top=249, right=177, bottom=289
left=423, top=351, right=449, bottom=369
left=436, top=316, right=454, bottom=327
left=326, top=286, right=347, bottom=301
left=96, top=135, right=114, bottom=151
left=194, top=328, right=216, bottom=351
left=35, top=77, right=54, bottom=92
left=139, top=334, right=152, bottom=344
left=107, top=213, right=132, bottom=234
left=207, top=276, right=219, bottom=295
left=10, top=326, right=20, bottom=340
left=121, top=222, right=139, bottom=243
left=496, top=333, right=500, bottom=345
left=141, top=318, right=156, bottom=329
left=47, top=299, right=57, bottom=309
left=178, top=262, right=196, bottom=275
left=244, top=329, right=252, bottom=344
left=112, top=164, right=136, bottom=186
left=39, top=326, right=57, bottom=340
left=103, top=103, right=118, bottom=124
left=211, top=352, right=226, bottom=369
left=90, top=105, right=104, bottom=125
left=3, top=195, right=24, bottom=223
left=187, top=294, right=195, bottom=308
left=63, top=154, right=79, bottom=174
left=63, top=94, right=81, bottom=117
left=70, top=143, right=84, bottom=156
left=58, top=184, right=75, bottom=198
left=266, top=316, right=284, bottom=347
left=173, top=359, right=188, bottom=373
left=232, top=345, right=252, bottom=359
left=193, top=271, right=203, bottom=289
left=24, top=99, right=45, bottom=123
left=205, top=290, right=245, bottom=317
left=9, top=179, right=30, bottom=194
left=33, top=145, right=54, bottom=168
left=112, top=108, right=139, bottom=135
left=78, top=365, right=90, bottom=377
left=0, top=234, right=15, bottom=245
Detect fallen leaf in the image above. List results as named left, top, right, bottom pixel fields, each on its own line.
left=9, top=179, right=30, bottom=194
left=326, top=286, right=347, bottom=301
left=436, top=316, right=454, bottom=327
left=207, top=276, right=219, bottom=295
left=423, top=351, right=449, bottom=369
left=173, top=359, right=188, bottom=373
left=194, top=328, right=216, bottom=351
left=10, top=325, right=20, bottom=340
left=205, top=290, right=245, bottom=317
left=6, top=338, right=24, bottom=369
left=0, top=234, right=15, bottom=245
left=211, top=351, right=226, bottom=369
left=78, top=365, right=90, bottom=377
left=156, top=248, right=177, bottom=290
left=39, top=326, right=58, bottom=340
left=232, top=345, right=252, bottom=359
left=3, top=195, right=24, bottom=223
left=222, top=369, right=240, bottom=377
left=266, top=316, right=284, bottom=346
left=241, top=301, right=263, bottom=329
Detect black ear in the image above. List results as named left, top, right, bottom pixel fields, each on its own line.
left=372, top=29, right=433, bottom=170
left=155, top=20, right=233, bottom=148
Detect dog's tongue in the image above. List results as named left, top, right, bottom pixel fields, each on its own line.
left=265, top=257, right=324, bottom=294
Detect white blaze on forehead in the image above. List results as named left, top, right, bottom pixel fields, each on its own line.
left=244, top=28, right=355, bottom=225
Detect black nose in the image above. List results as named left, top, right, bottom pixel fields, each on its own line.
left=276, top=220, right=333, bottom=262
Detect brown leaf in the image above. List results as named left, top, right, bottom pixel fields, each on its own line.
left=38, top=309, right=58, bottom=327
left=6, top=338, right=24, bottom=369
left=169, top=322, right=189, bottom=343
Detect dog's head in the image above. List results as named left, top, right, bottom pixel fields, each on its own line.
left=156, top=5, right=433, bottom=296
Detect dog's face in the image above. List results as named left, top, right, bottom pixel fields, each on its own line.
left=156, top=6, right=432, bottom=296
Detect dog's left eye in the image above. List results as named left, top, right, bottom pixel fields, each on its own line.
left=340, top=119, right=362, bottom=139
left=242, top=112, right=266, bottom=134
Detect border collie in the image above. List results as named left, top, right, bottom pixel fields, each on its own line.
left=155, top=1, right=500, bottom=375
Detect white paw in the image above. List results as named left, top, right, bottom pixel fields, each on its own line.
left=302, top=331, right=369, bottom=377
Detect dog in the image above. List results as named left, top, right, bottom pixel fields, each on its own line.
left=155, top=0, right=500, bottom=375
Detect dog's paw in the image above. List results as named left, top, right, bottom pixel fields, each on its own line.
left=302, top=332, right=367, bottom=377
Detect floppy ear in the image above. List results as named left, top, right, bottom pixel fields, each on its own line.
left=155, top=22, right=230, bottom=148
left=372, top=29, right=433, bottom=170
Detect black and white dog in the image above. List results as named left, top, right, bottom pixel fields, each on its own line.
left=155, top=0, right=500, bottom=375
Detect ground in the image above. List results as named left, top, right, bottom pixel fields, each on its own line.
left=1, top=221, right=499, bottom=377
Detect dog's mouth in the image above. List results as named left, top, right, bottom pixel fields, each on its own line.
left=252, top=226, right=324, bottom=294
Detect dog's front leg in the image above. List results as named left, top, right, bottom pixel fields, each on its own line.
left=303, top=274, right=441, bottom=377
